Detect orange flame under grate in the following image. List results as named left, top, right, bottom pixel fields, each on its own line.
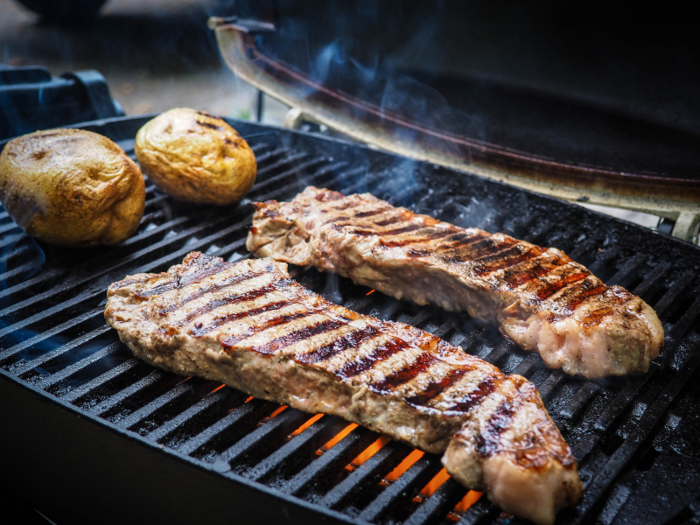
left=322, top=423, right=358, bottom=451
left=385, top=449, right=424, bottom=482
left=420, top=467, right=450, bottom=497
left=269, top=405, right=287, bottom=418
left=291, top=413, right=324, bottom=436
left=454, top=491, right=482, bottom=513
left=352, top=436, right=390, bottom=466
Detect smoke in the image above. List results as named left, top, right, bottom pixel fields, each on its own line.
left=321, top=272, right=343, bottom=305
left=450, top=198, right=499, bottom=231
left=311, top=39, right=344, bottom=86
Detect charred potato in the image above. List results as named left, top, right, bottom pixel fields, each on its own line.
left=0, top=128, right=145, bottom=247
left=134, top=108, right=256, bottom=205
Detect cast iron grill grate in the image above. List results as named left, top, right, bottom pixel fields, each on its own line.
left=1, top=116, right=700, bottom=525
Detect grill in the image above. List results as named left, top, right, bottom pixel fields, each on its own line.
left=1, top=114, right=700, bottom=525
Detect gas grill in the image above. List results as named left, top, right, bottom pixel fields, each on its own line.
left=1, top=114, right=700, bottom=525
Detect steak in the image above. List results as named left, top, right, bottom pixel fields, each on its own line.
left=104, top=252, right=582, bottom=525
left=246, top=187, right=663, bottom=379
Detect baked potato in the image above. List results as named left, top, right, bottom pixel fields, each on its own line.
left=134, top=108, right=256, bottom=205
left=0, top=128, right=145, bottom=247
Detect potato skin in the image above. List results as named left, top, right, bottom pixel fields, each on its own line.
left=0, top=128, right=145, bottom=247
left=134, top=108, right=256, bottom=205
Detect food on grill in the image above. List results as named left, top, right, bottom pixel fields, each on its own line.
left=443, top=375, right=581, bottom=525
left=105, top=251, right=583, bottom=525
left=0, top=128, right=145, bottom=246
left=135, top=108, right=256, bottom=205
left=247, top=187, right=664, bottom=379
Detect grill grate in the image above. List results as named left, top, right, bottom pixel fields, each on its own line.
left=1, top=116, right=700, bottom=525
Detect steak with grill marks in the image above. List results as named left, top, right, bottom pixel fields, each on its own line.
left=246, top=187, right=664, bottom=379
left=104, top=252, right=582, bottom=525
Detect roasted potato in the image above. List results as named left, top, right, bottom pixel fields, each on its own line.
left=134, top=108, right=256, bottom=205
left=0, top=128, right=145, bottom=247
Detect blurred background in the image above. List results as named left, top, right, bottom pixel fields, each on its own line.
left=0, top=0, right=288, bottom=124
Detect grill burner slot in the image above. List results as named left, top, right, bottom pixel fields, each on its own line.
left=1, top=115, right=700, bottom=525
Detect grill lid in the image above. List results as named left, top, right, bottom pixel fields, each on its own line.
left=1, top=115, right=700, bottom=525
left=209, top=10, right=700, bottom=241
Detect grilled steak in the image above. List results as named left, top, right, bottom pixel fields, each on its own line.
left=105, top=252, right=582, bottom=525
left=247, top=187, right=663, bottom=379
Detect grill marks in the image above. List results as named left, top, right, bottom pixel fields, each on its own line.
left=473, top=245, right=546, bottom=277
left=405, top=366, right=470, bottom=409
left=370, top=352, right=438, bottom=394
left=324, top=200, right=552, bottom=279
left=530, top=269, right=590, bottom=302
left=472, top=378, right=529, bottom=459
left=134, top=261, right=235, bottom=299
left=440, top=230, right=491, bottom=251
left=476, top=398, right=517, bottom=457
left=136, top=281, right=177, bottom=298
left=191, top=300, right=289, bottom=337
left=501, top=253, right=569, bottom=289
left=445, top=375, right=501, bottom=414
left=180, top=281, right=281, bottom=326
left=251, top=319, right=345, bottom=355
left=550, top=283, right=633, bottom=326
left=161, top=270, right=261, bottom=314
left=334, top=336, right=411, bottom=378
left=544, top=280, right=608, bottom=322
left=179, top=261, right=232, bottom=288
left=333, top=223, right=425, bottom=238
left=380, top=228, right=456, bottom=248
left=329, top=206, right=429, bottom=239
left=375, top=214, right=413, bottom=227
left=296, top=325, right=379, bottom=364
left=221, top=311, right=311, bottom=349
left=445, top=237, right=520, bottom=263
left=584, top=287, right=633, bottom=328
left=354, top=207, right=393, bottom=218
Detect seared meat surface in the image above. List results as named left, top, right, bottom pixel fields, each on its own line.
left=247, top=187, right=663, bottom=378
left=105, top=252, right=582, bottom=525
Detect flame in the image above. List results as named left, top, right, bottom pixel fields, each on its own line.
left=322, top=423, right=358, bottom=451
left=244, top=395, right=255, bottom=403
left=420, top=468, right=450, bottom=497
left=211, top=384, right=227, bottom=393
left=454, top=491, right=482, bottom=514
left=385, top=449, right=424, bottom=482
left=352, top=436, right=390, bottom=466
left=291, top=413, right=324, bottom=436
left=269, top=405, right=287, bottom=418
left=366, top=289, right=376, bottom=295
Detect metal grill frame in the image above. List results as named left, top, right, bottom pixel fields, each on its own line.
left=1, top=115, right=700, bottom=525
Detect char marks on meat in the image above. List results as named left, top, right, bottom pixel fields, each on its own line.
left=246, top=187, right=664, bottom=379
left=105, top=252, right=582, bottom=525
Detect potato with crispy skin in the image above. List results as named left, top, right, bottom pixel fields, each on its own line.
left=0, top=128, right=145, bottom=247
left=134, top=108, right=256, bottom=205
